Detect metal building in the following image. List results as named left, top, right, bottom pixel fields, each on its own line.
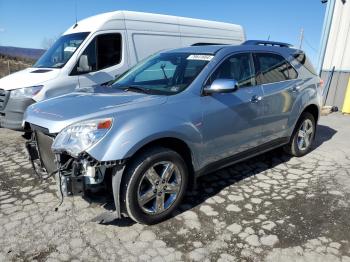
left=319, top=0, right=350, bottom=110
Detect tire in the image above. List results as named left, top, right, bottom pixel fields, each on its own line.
left=120, top=146, right=188, bottom=224
left=284, top=112, right=316, bottom=157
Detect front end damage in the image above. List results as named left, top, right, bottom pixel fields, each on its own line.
left=25, top=127, right=126, bottom=216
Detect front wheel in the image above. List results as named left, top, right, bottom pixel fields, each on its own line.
left=284, top=112, right=316, bottom=157
left=120, top=147, right=188, bottom=224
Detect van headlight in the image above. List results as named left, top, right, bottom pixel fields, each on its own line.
left=52, top=118, right=113, bottom=157
left=10, top=85, right=43, bottom=98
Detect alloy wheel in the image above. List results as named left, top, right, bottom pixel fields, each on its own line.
left=137, top=161, right=182, bottom=214
left=297, top=119, right=314, bottom=151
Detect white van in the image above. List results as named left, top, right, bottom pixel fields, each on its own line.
left=0, top=11, right=245, bottom=130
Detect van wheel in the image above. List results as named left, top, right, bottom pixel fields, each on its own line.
left=120, top=147, right=188, bottom=224
left=284, top=112, right=316, bottom=157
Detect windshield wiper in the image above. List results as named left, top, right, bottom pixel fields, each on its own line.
left=120, top=85, right=150, bottom=94
left=160, top=64, right=169, bottom=81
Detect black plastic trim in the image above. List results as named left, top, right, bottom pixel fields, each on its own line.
left=195, top=137, right=289, bottom=177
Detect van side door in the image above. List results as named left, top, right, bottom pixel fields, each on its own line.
left=253, top=52, right=299, bottom=144
left=201, top=52, right=264, bottom=166
left=71, top=31, right=129, bottom=89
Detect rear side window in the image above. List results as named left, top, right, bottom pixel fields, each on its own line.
left=293, top=52, right=317, bottom=76
left=254, top=53, right=298, bottom=85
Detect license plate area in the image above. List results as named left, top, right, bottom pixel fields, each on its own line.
left=60, top=175, right=85, bottom=196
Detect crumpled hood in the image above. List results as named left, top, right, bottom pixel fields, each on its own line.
left=0, top=68, right=60, bottom=91
left=24, top=88, right=167, bottom=133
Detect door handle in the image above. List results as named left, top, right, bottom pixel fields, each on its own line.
left=251, top=95, right=262, bottom=103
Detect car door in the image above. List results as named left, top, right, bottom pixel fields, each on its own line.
left=201, top=52, right=264, bottom=166
left=253, top=52, right=299, bottom=143
left=72, top=31, right=129, bottom=89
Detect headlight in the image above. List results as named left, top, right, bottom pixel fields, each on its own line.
left=52, top=118, right=113, bottom=157
left=10, top=85, right=43, bottom=98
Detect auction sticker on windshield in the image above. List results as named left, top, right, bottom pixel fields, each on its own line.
left=64, top=46, right=77, bottom=52
left=187, top=54, right=214, bottom=61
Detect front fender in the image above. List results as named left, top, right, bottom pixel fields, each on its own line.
left=86, top=109, right=203, bottom=169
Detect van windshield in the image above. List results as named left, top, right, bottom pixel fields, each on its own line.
left=112, top=52, right=213, bottom=95
left=34, top=32, right=89, bottom=69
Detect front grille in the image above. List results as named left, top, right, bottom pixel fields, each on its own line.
left=0, top=89, right=10, bottom=111
left=35, top=131, right=57, bottom=173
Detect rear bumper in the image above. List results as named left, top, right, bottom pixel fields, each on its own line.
left=0, top=95, right=35, bottom=131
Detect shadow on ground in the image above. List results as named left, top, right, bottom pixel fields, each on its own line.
left=313, top=124, right=337, bottom=148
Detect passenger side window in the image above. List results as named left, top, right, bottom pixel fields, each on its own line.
left=208, top=53, right=255, bottom=88
left=254, top=53, right=297, bottom=85
left=72, top=33, right=122, bottom=74
left=80, top=38, right=97, bottom=72
left=96, top=34, right=122, bottom=69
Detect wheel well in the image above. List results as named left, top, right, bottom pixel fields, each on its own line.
left=129, top=137, right=195, bottom=189
left=302, top=104, right=319, bottom=123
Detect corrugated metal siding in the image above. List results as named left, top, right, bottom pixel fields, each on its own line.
left=322, top=0, right=350, bottom=71
left=321, top=0, right=350, bottom=109
left=321, top=70, right=350, bottom=108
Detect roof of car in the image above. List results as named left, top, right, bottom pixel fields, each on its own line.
left=165, top=42, right=299, bottom=55
left=166, top=45, right=228, bottom=54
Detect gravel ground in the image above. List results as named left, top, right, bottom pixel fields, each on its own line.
left=0, top=113, right=350, bottom=262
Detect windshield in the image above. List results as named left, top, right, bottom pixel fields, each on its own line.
left=34, top=32, right=89, bottom=68
left=112, top=52, right=213, bottom=95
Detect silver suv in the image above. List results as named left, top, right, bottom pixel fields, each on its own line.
left=24, top=41, right=322, bottom=224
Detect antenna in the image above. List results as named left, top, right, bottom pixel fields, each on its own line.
left=299, top=28, right=304, bottom=49
left=73, top=0, right=78, bottom=28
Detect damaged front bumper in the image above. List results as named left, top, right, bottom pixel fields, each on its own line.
left=25, top=128, right=126, bottom=217
left=25, top=133, right=89, bottom=197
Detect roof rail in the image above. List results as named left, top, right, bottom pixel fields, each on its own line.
left=191, top=43, right=228, bottom=46
left=242, top=40, right=292, bottom=48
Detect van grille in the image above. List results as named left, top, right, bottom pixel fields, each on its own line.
left=0, top=89, right=9, bottom=110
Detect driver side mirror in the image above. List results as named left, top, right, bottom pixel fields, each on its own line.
left=77, top=55, right=91, bottom=73
left=204, top=79, right=239, bottom=94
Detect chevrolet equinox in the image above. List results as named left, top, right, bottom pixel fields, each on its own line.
left=24, top=40, right=322, bottom=224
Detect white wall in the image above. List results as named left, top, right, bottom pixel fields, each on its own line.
left=322, top=0, right=350, bottom=71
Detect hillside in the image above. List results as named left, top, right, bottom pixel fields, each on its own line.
left=0, top=54, right=35, bottom=79
left=0, top=46, right=45, bottom=60
left=0, top=46, right=45, bottom=79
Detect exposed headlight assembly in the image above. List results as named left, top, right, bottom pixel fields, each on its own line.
left=10, top=85, right=43, bottom=98
left=52, top=118, right=113, bottom=157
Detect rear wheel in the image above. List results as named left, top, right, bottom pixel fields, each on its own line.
left=120, top=147, right=188, bottom=224
left=284, top=112, right=316, bottom=157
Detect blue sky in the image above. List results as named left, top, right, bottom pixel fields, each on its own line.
left=0, top=0, right=326, bottom=65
